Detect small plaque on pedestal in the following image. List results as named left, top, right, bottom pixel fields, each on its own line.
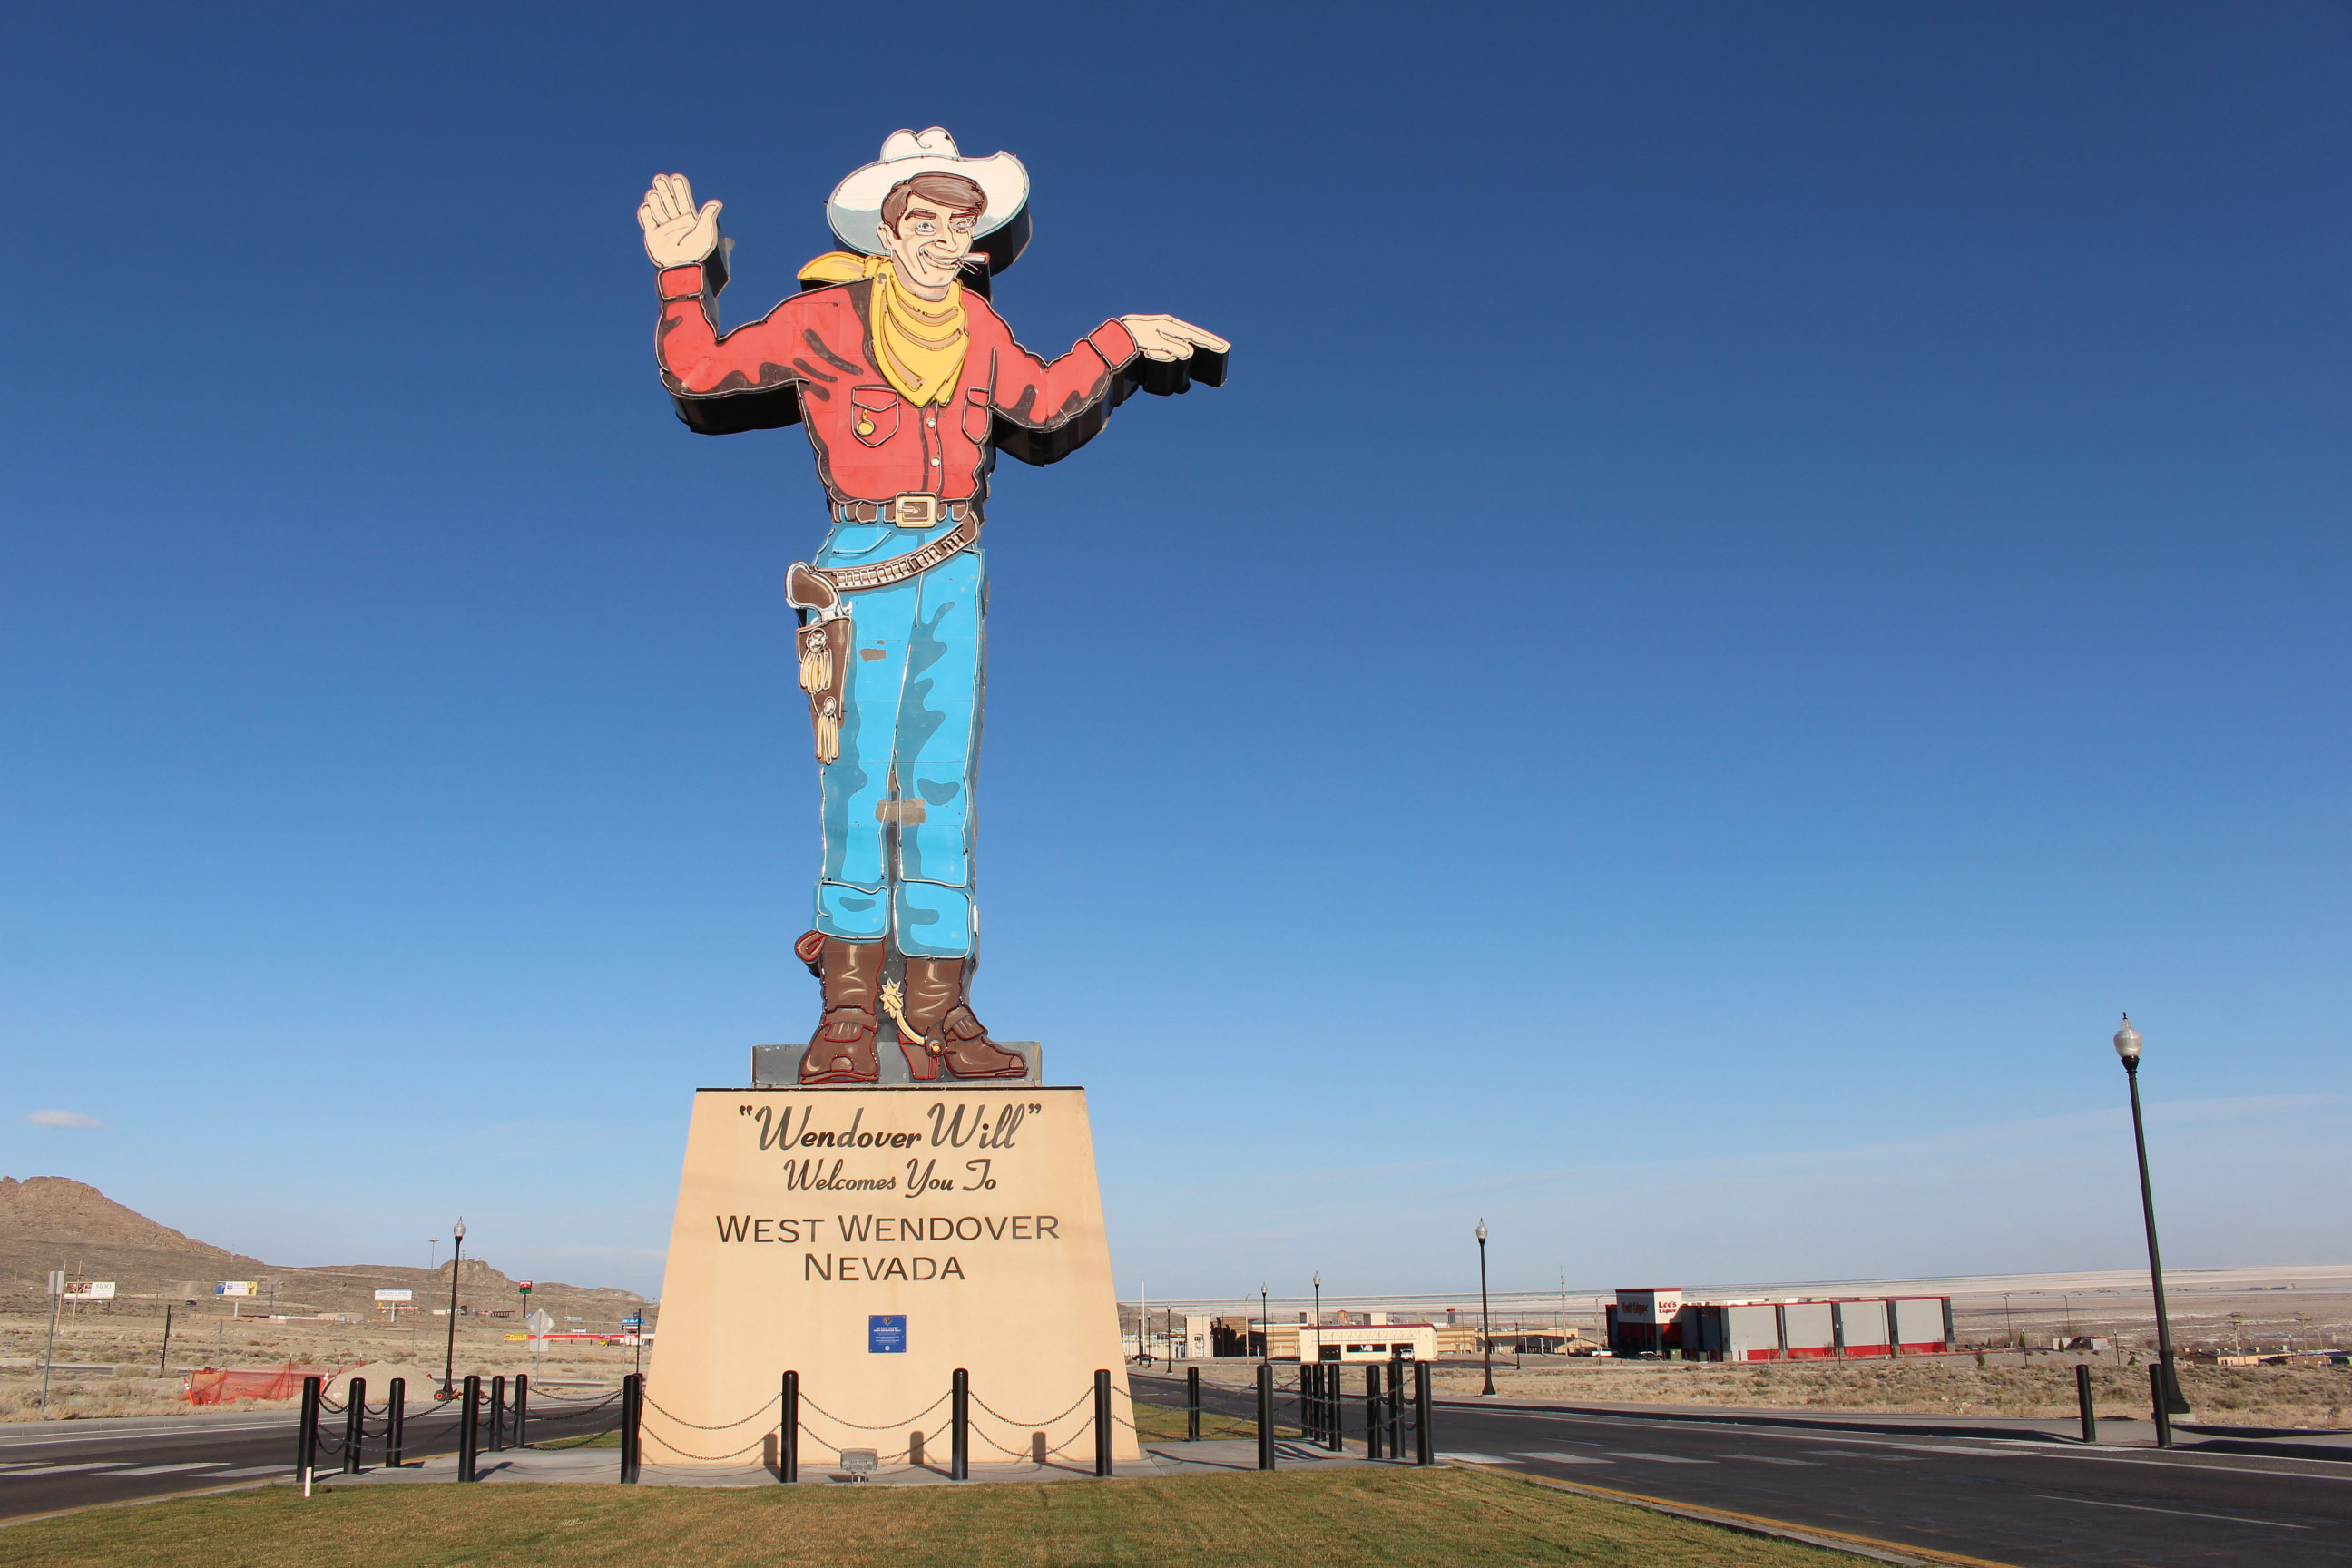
left=642, top=1079, right=1134, bottom=1468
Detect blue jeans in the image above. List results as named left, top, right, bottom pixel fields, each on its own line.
left=809, top=524, right=985, bottom=960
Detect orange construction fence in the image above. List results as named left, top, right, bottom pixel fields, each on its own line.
left=185, top=1363, right=350, bottom=1406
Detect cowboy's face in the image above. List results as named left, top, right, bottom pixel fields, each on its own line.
left=877, top=200, right=978, bottom=294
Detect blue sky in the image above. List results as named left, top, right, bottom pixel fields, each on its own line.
left=4, top=2, right=2347, bottom=1300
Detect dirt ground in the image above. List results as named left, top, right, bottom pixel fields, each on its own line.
left=1426, top=1356, right=2351, bottom=1427
left=0, top=1303, right=646, bottom=1422
left=1186, top=1353, right=2351, bottom=1428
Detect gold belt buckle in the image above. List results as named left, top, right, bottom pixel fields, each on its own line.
left=890, top=493, right=942, bottom=529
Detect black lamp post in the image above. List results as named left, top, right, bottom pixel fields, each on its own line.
left=1475, top=1220, right=1495, bottom=1396
left=1259, top=1284, right=1269, bottom=1365
left=1312, top=1272, right=1322, bottom=1361
left=439, top=1217, right=466, bottom=1399
left=2114, top=1014, right=2189, bottom=1436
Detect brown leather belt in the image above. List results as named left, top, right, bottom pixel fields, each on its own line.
left=833, top=494, right=977, bottom=527
left=788, top=513, right=983, bottom=608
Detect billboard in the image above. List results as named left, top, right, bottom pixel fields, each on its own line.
left=63, top=1280, right=115, bottom=1300
left=1615, top=1289, right=1683, bottom=1325
left=217, top=1281, right=259, bottom=1297
left=374, top=1289, right=414, bottom=1303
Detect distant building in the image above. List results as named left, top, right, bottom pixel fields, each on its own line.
left=1608, top=1287, right=1954, bottom=1361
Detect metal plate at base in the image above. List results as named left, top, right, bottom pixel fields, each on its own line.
left=751, top=1042, right=1042, bottom=1087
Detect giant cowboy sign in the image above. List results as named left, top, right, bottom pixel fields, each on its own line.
left=639, top=130, right=1227, bottom=1088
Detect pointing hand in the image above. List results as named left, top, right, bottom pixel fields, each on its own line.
left=1118, top=314, right=1232, bottom=363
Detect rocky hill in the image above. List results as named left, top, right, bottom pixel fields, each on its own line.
left=0, top=1177, right=642, bottom=1324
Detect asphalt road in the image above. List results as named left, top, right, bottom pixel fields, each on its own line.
left=0, top=1387, right=624, bottom=1522
left=1134, top=1369, right=2352, bottom=1566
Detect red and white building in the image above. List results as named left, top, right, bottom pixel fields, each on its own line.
left=1607, top=1288, right=1954, bottom=1361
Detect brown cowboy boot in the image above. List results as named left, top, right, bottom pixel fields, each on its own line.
left=891, top=957, right=1027, bottom=1080
left=799, top=937, right=883, bottom=1084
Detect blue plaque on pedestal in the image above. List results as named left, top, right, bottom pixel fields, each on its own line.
left=868, top=1315, right=906, bottom=1354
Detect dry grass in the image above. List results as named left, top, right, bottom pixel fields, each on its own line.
left=0, top=1466, right=1855, bottom=1567
left=1402, top=1357, right=2352, bottom=1428
left=0, top=1306, right=632, bottom=1423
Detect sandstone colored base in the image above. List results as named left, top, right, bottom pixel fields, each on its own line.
left=642, top=1085, right=1136, bottom=1466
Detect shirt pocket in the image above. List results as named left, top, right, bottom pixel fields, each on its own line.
left=962, top=386, right=994, bottom=444
left=850, top=386, right=899, bottom=446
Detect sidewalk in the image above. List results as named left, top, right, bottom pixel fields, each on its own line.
left=325, top=1438, right=1374, bottom=1489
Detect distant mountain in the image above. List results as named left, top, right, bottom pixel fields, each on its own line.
left=0, top=1176, right=642, bottom=1320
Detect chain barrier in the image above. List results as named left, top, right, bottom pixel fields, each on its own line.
left=639, top=1391, right=779, bottom=1431
left=796, top=1389, right=950, bottom=1433
left=638, top=1430, right=770, bottom=1463
left=965, top=1387, right=1092, bottom=1431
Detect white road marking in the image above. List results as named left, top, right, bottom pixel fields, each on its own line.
left=1517, top=1452, right=1612, bottom=1464
left=214, top=1465, right=294, bottom=1477
left=2032, top=1494, right=2308, bottom=1530
left=1609, top=1452, right=1713, bottom=1463
left=110, top=1463, right=229, bottom=1476
left=1437, top=1453, right=1516, bottom=1464
left=0, top=1463, right=130, bottom=1475
left=1723, top=1455, right=1822, bottom=1465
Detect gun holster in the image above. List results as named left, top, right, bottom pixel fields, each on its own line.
left=786, top=562, right=851, bottom=764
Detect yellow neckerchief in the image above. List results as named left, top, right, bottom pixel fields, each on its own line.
left=798, top=251, right=967, bottom=407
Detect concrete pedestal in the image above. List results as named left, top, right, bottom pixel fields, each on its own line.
left=642, top=1083, right=1135, bottom=1468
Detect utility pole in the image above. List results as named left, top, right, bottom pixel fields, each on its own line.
left=39, top=1271, right=63, bottom=1416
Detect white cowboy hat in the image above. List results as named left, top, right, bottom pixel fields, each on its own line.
left=826, top=127, right=1031, bottom=270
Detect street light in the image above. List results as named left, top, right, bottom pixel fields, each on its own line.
left=1260, top=1283, right=1269, bottom=1366
left=439, top=1218, right=466, bottom=1399
left=2114, top=1014, right=2189, bottom=1441
left=1312, top=1272, right=1322, bottom=1361
left=1475, top=1220, right=1495, bottom=1396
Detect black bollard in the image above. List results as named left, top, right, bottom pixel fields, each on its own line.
left=1255, top=1360, right=1275, bottom=1470
left=513, top=1373, right=528, bottom=1449
left=458, top=1375, right=482, bottom=1482
left=2075, top=1363, right=2097, bottom=1443
left=950, top=1368, right=970, bottom=1481
left=2150, top=1362, right=2172, bottom=1449
left=296, top=1375, right=322, bottom=1496
left=1186, top=1366, right=1201, bottom=1442
left=620, top=1372, right=642, bottom=1483
left=342, top=1377, right=366, bottom=1474
left=1414, top=1360, right=1435, bottom=1465
left=387, top=1377, right=407, bottom=1468
left=1365, top=1364, right=1383, bottom=1460
left=779, top=1371, right=799, bottom=1483
left=489, top=1375, right=505, bottom=1453
left=1303, top=1364, right=1318, bottom=1447
left=1095, top=1368, right=1114, bottom=1477
left=1387, top=1350, right=1406, bottom=1455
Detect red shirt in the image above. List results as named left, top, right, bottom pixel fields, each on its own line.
left=655, top=262, right=1140, bottom=504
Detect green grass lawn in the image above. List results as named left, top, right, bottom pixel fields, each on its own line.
left=0, top=1467, right=1859, bottom=1567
